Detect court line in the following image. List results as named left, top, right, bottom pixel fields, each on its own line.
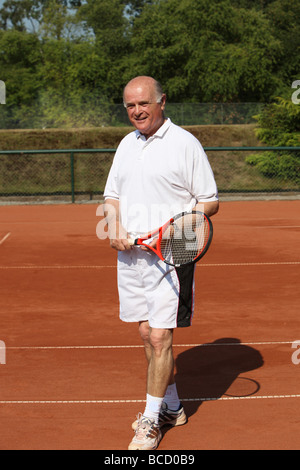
left=1, top=342, right=298, bottom=406
left=0, top=261, right=299, bottom=269
left=256, top=226, right=300, bottom=229
left=0, top=232, right=11, bottom=245
left=4, top=340, right=297, bottom=350
left=0, top=394, right=299, bottom=405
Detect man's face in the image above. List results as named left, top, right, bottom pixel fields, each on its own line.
left=124, top=80, right=166, bottom=139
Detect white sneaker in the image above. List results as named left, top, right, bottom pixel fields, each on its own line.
left=132, top=402, right=187, bottom=431
left=128, top=414, right=162, bottom=450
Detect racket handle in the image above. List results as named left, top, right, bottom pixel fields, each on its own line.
left=128, top=238, right=136, bottom=246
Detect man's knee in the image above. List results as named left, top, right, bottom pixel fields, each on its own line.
left=139, top=321, right=150, bottom=344
left=149, top=328, right=173, bottom=355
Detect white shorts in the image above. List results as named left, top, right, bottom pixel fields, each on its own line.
left=117, top=247, right=196, bottom=329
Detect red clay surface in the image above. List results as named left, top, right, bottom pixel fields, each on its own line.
left=0, top=200, right=299, bottom=450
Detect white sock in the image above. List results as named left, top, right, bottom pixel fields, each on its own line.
left=143, top=394, right=164, bottom=425
left=163, top=383, right=181, bottom=411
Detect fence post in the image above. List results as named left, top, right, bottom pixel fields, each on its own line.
left=70, top=152, right=75, bottom=203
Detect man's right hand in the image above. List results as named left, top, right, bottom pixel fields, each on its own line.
left=110, top=238, right=132, bottom=251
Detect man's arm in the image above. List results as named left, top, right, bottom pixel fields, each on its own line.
left=104, top=198, right=131, bottom=251
left=194, top=200, right=219, bottom=218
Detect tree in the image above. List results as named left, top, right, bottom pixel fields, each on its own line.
left=0, top=0, right=41, bottom=32
left=246, top=96, right=300, bottom=185
left=0, top=0, right=299, bottom=128
left=40, top=0, right=69, bottom=39
left=125, top=0, right=154, bottom=17
left=0, top=0, right=83, bottom=34
left=77, top=0, right=131, bottom=101
left=265, top=0, right=300, bottom=85
left=127, top=0, right=283, bottom=102
left=0, top=0, right=113, bottom=127
left=0, top=29, right=41, bottom=105
left=0, top=27, right=42, bottom=127
left=78, top=0, right=129, bottom=55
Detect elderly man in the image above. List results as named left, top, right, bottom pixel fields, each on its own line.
left=104, top=76, right=219, bottom=450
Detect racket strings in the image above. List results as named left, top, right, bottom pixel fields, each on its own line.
left=160, top=214, right=210, bottom=266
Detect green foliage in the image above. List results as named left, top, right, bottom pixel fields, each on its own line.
left=246, top=96, right=300, bottom=184
left=265, top=0, right=300, bottom=83
left=127, top=0, right=281, bottom=101
left=246, top=152, right=300, bottom=183
left=0, top=0, right=299, bottom=128
left=254, top=97, right=300, bottom=145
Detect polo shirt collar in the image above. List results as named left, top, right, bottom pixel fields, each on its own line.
left=135, top=118, right=171, bottom=141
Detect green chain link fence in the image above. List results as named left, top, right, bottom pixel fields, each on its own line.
left=0, top=147, right=299, bottom=204
left=0, top=103, right=265, bottom=129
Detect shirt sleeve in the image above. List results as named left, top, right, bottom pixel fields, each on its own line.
left=103, top=152, right=120, bottom=201
left=189, top=140, right=219, bottom=203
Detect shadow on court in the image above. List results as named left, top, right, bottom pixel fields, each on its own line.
left=174, top=338, right=264, bottom=421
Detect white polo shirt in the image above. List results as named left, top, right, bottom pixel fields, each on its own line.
left=104, top=118, right=218, bottom=235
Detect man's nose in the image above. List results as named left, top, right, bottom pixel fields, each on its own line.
left=133, top=104, right=143, bottom=114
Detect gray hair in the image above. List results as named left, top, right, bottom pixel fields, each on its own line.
left=153, top=80, right=164, bottom=103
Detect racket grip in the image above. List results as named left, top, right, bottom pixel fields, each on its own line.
left=128, top=238, right=136, bottom=246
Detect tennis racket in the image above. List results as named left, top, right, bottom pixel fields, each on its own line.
left=128, top=211, right=213, bottom=267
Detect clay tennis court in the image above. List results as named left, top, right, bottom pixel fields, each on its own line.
left=0, top=199, right=299, bottom=450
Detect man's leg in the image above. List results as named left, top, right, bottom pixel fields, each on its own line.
left=140, top=324, right=174, bottom=426
left=147, top=327, right=174, bottom=398
left=139, top=321, right=181, bottom=416
left=139, top=321, right=175, bottom=389
left=128, top=321, right=170, bottom=450
left=128, top=323, right=187, bottom=449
